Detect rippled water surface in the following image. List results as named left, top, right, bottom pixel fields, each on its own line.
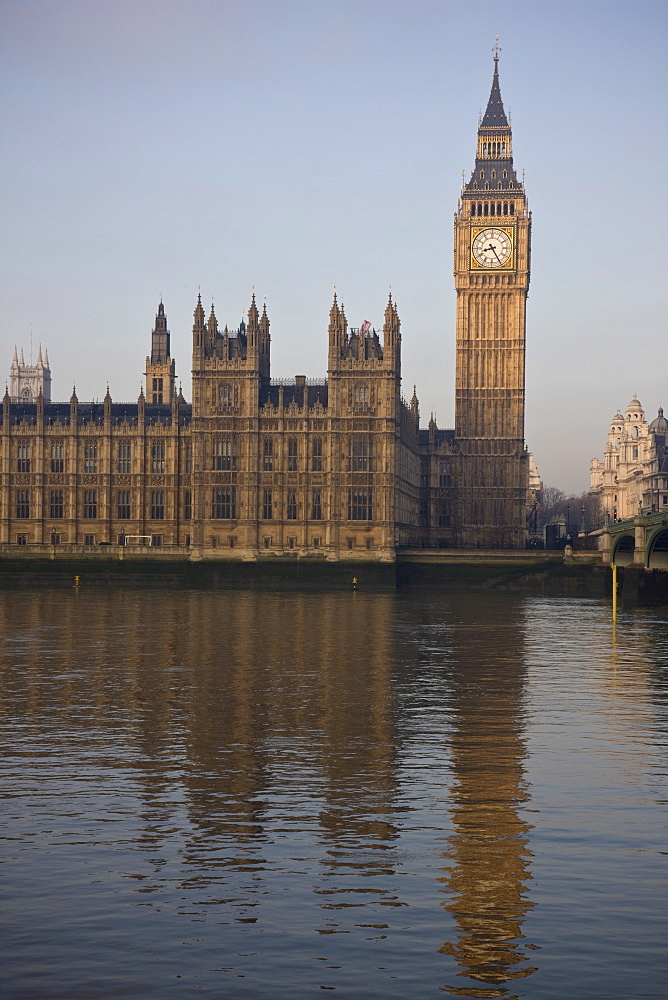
left=1, top=588, right=666, bottom=999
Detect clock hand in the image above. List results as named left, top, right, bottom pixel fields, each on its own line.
left=486, top=244, right=502, bottom=262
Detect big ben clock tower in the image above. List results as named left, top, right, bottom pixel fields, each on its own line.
left=454, top=48, right=530, bottom=548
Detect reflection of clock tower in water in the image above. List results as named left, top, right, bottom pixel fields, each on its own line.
left=454, top=51, right=530, bottom=548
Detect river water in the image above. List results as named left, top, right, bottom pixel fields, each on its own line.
left=0, top=588, right=666, bottom=999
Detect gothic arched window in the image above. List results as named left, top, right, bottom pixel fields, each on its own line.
left=354, top=383, right=369, bottom=410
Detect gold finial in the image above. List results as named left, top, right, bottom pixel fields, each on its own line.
left=493, top=36, right=501, bottom=60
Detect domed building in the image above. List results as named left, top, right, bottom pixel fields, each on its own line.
left=590, top=396, right=668, bottom=520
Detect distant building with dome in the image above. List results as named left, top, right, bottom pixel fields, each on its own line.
left=590, top=396, right=668, bottom=520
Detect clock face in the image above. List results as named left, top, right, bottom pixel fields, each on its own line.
left=471, top=227, right=513, bottom=268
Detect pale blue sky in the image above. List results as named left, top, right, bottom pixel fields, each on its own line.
left=1, top=0, right=666, bottom=493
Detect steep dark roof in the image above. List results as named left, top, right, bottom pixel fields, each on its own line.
left=481, top=59, right=509, bottom=129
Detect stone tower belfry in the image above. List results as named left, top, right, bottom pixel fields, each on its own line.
left=454, top=51, right=530, bottom=548
left=9, top=343, right=51, bottom=403
left=145, top=300, right=176, bottom=403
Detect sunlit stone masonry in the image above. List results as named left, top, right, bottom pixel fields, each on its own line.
left=1, top=56, right=534, bottom=558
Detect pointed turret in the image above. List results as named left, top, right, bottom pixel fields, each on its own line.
left=260, top=300, right=269, bottom=334
left=194, top=292, right=205, bottom=329
left=192, top=292, right=206, bottom=362
left=259, top=300, right=270, bottom=378
left=383, top=292, right=400, bottom=373
left=205, top=302, right=218, bottom=356
left=247, top=293, right=259, bottom=332
left=247, top=292, right=259, bottom=357
left=70, top=386, right=78, bottom=423
left=328, top=291, right=347, bottom=369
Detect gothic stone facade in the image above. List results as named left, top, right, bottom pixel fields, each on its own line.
left=1, top=295, right=425, bottom=560
left=1, top=59, right=530, bottom=557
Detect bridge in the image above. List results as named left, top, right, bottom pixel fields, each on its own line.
left=603, top=512, right=668, bottom=569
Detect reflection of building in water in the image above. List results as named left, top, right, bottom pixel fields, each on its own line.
left=312, top=594, right=399, bottom=878
left=439, top=602, right=537, bottom=995
left=169, top=591, right=400, bottom=862
left=0, top=589, right=401, bottom=873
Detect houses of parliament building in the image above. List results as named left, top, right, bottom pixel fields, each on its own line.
left=1, top=57, right=531, bottom=560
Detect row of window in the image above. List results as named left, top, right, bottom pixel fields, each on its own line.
left=11, top=488, right=374, bottom=521
left=470, top=201, right=515, bottom=217
left=10, top=436, right=379, bottom=474
left=14, top=489, right=166, bottom=521
left=480, top=142, right=508, bottom=158
left=13, top=441, right=160, bottom=475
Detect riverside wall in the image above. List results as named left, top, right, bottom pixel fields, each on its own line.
left=0, top=545, right=665, bottom=603
left=0, top=545, right=616, bottom=597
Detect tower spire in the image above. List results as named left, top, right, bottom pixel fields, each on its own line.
left=464, top=46, right=523, bottom=197
left=481, top=44, right=509, bottom=129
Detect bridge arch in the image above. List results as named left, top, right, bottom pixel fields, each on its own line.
left=647, top=527, right=668, bottom=570
left=611, top=532, right=635, bottom=566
